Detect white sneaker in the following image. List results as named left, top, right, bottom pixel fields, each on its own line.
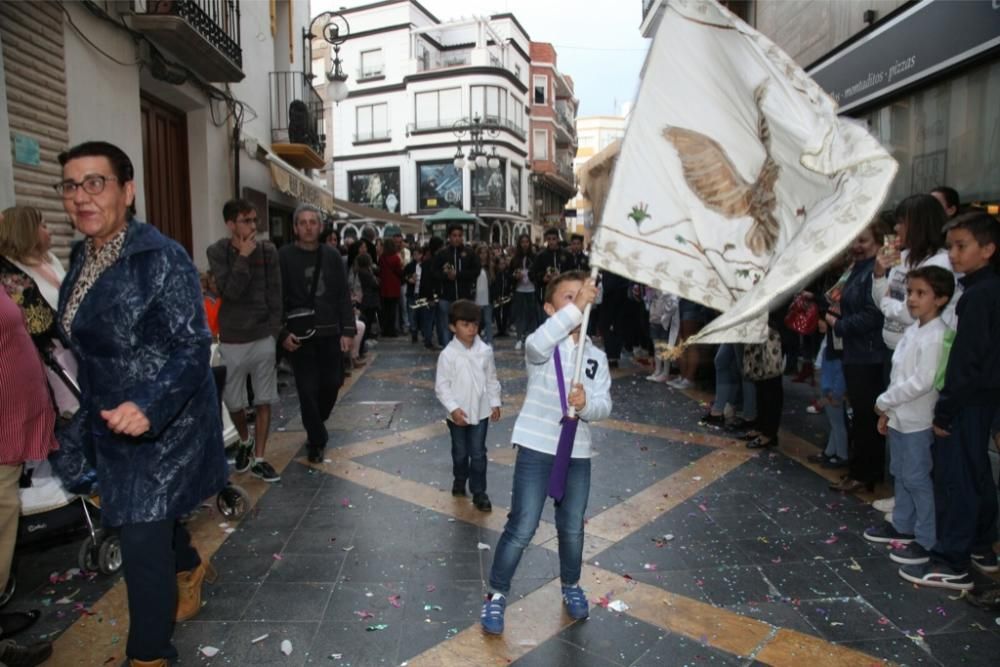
left=670, top=378, right=694, bottom=390
left=514, top=340, right=523, bottom=351
left=873, top=497, right=895, bottom=513
left=645, top=373, right=662, bottom=382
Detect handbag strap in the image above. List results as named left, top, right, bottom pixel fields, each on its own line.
left=553, top=345, right=568, bottom=417
left=308, top=248, right=323, bottom=307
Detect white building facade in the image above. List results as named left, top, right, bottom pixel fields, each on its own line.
left=1, top=0, right=325, bottom=267
left=314, top=0, right=535, bottom=245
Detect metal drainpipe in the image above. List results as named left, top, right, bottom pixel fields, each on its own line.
left=233, top=122, right=241, bottom=198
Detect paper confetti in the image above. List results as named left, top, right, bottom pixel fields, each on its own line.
left=281, top=640, right=293, bottom=656
left=476, top=542, right=491, bottom=551
left=251, top=633, right=269, bottom=644
left=366, top=624, right=389, bottom=631
left=607, top=600, right=630, bottom=612
left=200, top=646, right=220, bottom=657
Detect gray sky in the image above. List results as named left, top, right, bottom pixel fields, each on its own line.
left=327, top=0, right=650, bottom=116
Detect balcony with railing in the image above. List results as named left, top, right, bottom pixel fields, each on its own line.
left=130, top=0, right=243, bottom=82
left=269, top=71, right=326, bottom=170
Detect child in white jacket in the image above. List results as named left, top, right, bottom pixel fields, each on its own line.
left=863, top=266, right=955, bottom=566
left=435, top=299, right=502, bottom=511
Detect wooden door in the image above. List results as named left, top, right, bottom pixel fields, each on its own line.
left=140, top=94, right=193, bottom=255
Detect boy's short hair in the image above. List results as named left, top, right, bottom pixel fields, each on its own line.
left=449, top=299, right=480, bottom=325
left=907, top=265, right=955, bottom=303
left=446, top=223, right=464, bottom=236
left=544, top=269, right=589, bottom=304
left=223, top=198, right=256, bottom=222
left=945, top=212, right=1000, bottom=266
left=570, top=233, right=584, bottom=243
left=544, top=227, right=560, bottom=239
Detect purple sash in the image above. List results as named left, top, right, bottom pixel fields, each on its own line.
left=546, top=345, right=579, bottom=502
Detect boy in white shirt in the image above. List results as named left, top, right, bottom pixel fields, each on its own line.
left=863, top=266, right=954, bottom=566
left=481, top=271, right=612, bottom=635
left=434, top=299, right=501, bottom=512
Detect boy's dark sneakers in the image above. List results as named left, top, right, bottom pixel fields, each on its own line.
left=306, top=447, right=324, bottom=464
left=561, top=585, right=589, bottom=620
left=971, top=551, right=999, bottom=574
left=889, top=541, right=930, bottom=565
left=863, top=522, right=915, bottom=544
left=0, top=639, right=53, bottom=667
left=898, top=562, right=974, bottom=591
left=473, top=493, right=492, bottom=512
left=452, top=479, right=467, bottom=497
left=251, top=460, right=280, bottom=483
left=234, top=437, right=254, bottom=473
left=480, top=593, right=506, bottom=634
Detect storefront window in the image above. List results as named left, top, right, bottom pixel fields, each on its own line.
left=418, top=161, right=463, bottom=210
left=473, top=159, right=506, bottom=210
left=861, top=59, right=1000, bottom=206
left=348, top=168, right=400, bottom=212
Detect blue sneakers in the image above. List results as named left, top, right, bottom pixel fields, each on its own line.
left=562, top=585, right=589, bottom=620
left=480, top=593, right=506, bottom=634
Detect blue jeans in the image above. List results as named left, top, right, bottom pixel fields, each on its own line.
left=712, top=344, right=740, bottom=414
left=437, top=299, right=453, bottom=345
left=889, top=427, right=936, bottom=549
left=448, top=418, right=489, bottom=495
left=489, top=446, right=591, bottom=594
left=479, top=304, right=494, bottom=345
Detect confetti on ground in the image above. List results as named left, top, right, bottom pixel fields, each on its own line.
left=200, top=646, right=220, bottom=657
left=272, top=553, right=283, bottom=560
left=366, top=624, right=389, bottom=631
left=607, top=600, right=630, bottom=612
left=425, top=584, right=436, bottom=593
left=342, top=546, right=355, bottom=552
left=643, top=563, right=657, bottom=571
left=281, top=640, right=293, bottom=656
left=251, top=633, right=269, bottom=644
left=423, top=604, right=443, bottom=611
left=354, top=610, right=375, bottom=620
left=476, top=542, right=491, bottom=551
left=388, top=594, right=402, bottom=608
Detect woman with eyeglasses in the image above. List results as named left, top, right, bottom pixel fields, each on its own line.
left=53, top=141, right=227, bottom=667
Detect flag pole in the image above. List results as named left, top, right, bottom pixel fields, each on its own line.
left=566, top=266, right=601, bottom=419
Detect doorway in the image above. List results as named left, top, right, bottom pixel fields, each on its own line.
left=140, top=93, right=193, bottom=255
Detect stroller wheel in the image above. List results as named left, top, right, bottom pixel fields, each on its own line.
left=217, top=484, right=250, bottom=520
left=78, top=532, right=101, bottom=572
left=0, top=573, right=15, bottom=608
left=98, top=535, right=123, bottom=575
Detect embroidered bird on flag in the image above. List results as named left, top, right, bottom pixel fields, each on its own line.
left=662, top=83, right=779, bottom=256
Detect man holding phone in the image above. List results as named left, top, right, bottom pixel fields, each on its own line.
left=207, top=199, right=283, bottom=482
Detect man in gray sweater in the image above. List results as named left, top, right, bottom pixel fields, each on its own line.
left=206, top=199, right=283, bottom=482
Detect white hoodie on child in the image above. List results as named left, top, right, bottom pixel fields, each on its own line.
left=875, top=317, right=948, bottom=433
left=435, top=336, right=502, bottom=423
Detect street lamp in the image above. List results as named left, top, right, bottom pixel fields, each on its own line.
left=305, top=11, right=351, bottom=103
left=453, top=115, right=502, bottom=240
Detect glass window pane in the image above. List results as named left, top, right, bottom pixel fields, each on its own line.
left=533, top=130, right=547, bottom=159
left=357, top=106, right=372, bottom=139
left=440, top=88, right=461, bottom=125
left=470, top=86, right=485, bottom=120
left=415, top=92, right=437, bottom=130
left=533, top=76, right=546, bottom=105
left=361, top=49, right=383, bottom=77
left=373, top=104, right=388, bottom=136
left=486, top=87, right=499, bottom=121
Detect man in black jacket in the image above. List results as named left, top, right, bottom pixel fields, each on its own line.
left=279, top=204, right=356, bottom=463
left=530, top=227, right=574, bottom=309
left=568, top=233, right=589, bottom=271
left=433, top=224, right=479, bottom=344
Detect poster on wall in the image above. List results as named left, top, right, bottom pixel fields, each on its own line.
left=349, top=168, right=400, bottom=212
left=473, top=159, right=506, bottom=210
left=418, top=161, right=463, bottom=210
left=510, top=165, right=522, bottom=213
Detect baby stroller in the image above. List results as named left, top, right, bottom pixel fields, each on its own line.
left=0, top=462, right=121, bottom=607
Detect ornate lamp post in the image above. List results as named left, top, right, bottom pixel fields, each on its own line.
left=305, top=11, right=351, bottom=103
left=452, top=116, right=502, bottom=240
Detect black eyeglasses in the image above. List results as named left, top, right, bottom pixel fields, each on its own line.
left=53, top=174, right=120, bottom=197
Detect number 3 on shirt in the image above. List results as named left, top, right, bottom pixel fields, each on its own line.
left=585, top=359, right=598, bottom=379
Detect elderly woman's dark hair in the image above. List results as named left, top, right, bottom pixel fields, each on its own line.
left=894, top=194, right=945, bottom=267
left=58, top=141, right=135, bottom=183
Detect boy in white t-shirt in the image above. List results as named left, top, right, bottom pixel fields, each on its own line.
left=434, top=299, right=501, bottom=512
left=863, top=266, right=954, bottom=566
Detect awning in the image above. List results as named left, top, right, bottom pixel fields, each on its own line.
left=267, top=153, right=335, bottom=214
left=266, top=151, right=422, bottom=233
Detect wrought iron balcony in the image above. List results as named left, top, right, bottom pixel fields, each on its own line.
left=130, top=0, right=243, bottom=82
left=270, top=71, right=326, bottom=170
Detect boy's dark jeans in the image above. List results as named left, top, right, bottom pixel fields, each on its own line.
left=447, top=418, right=489, bottom=495
left=931, top=405, right=999, bottom=570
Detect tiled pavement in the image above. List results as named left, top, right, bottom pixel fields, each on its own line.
left=9, top=336, right=1000, bottom=666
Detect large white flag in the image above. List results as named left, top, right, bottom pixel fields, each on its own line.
left=590, top=0, right=897, bottom=343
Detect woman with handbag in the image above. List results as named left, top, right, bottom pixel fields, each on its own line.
left=825, top=220, right=891, bottom=493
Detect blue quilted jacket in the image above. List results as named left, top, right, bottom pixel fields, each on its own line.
left=55, top=220, right=227, bottom=526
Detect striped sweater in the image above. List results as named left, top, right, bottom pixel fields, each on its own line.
left=511, top=303, right=612, bottom=458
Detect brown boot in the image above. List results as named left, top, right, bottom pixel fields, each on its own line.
left=130, top=660, right=169, bottom=666
left=175, top=558, right=217, bottom=622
